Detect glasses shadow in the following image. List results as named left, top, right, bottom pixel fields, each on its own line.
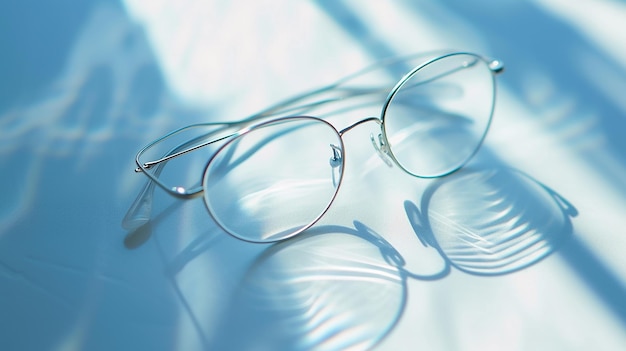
left=133, top=164, right=579, bottom=350
left=124, top=161, right=579, bottom=350
left=205, top=222, right=409, bottom=351
left=206, top=168, right=577, bottom=350
left=207, top=166, right=572, bottom=349
left=405, top=165, right=577, bottom=276
left=123, top=199, right=183, bottom=249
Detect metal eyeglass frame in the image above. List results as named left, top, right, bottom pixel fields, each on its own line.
left=123, top=51, right=504, bottom=241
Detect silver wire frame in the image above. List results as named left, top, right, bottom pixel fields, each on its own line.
left=124, top=51, right=504, bottom=240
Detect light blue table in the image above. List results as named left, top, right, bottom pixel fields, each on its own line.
left=2, top=1, right=625, bottom=350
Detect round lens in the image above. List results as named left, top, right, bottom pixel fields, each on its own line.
left=202, top=117, right=344, bottom=242
left=382, top=53, right=495, bottom=177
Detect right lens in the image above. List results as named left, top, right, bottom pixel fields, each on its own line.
left=202, top=117, right=344, bottom=242
left=382, top=53, right=495, bottom=177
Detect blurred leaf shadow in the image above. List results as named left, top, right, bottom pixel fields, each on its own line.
left=404, top=166, right=577, bottom=276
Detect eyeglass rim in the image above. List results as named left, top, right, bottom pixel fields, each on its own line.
left=125, top=51, right=503, bottom=240
left=380, top=52, right=499, bottom=178
left=200, top=115, right=347, bottom=243
left=131, top=51, right=502, bottom=197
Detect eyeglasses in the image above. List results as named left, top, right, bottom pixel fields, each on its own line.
left=124, top=51, right=504, bottom=243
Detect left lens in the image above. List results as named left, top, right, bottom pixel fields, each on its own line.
left=202, top=117, right=344, bottom=242
left=382, top=53, right=495, bottom=177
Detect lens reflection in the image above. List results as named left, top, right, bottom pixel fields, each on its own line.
left=203, top=117, right=343, bottom=242
left=383, top=53, right=495, bottom=177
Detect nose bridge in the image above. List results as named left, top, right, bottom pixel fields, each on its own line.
left=338, top=117, right=395, bottom=168
left=338, top=116, right=382, bottom=136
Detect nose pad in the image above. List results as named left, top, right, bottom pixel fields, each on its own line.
left=370, top=133, right=393, bottom=167
left=329, top=144, right=343, bottom=168
left=329, top=144, right=343, bottom=187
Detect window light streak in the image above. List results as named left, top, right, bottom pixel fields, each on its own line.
left=532, top=0, right=626, bottom=71
left=340, top=0, right=487, bottom=55
left=489, top=86, right=626, bottom=280
left=121, top=0, right=365, bottom=110
left=577, top=51, right=626, bottom=118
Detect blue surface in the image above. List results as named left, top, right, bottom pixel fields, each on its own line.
left=1, top=1, right=626, bottom=350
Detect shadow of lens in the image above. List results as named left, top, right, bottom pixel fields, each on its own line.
left=405, top=166, right=576, bottom=276
left=209, top=225, right=406, bottom=351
